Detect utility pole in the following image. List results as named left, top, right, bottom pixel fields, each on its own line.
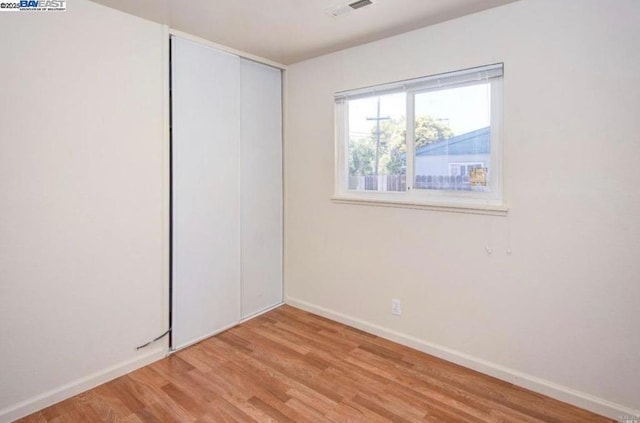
left=367, top=97, right=390, bottom=177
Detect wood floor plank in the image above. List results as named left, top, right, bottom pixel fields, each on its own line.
left=284, top=397, right=327, bottom=422
left=221, top=392, right=278, bottom=422
left=200, top=397, right=256, bottom=423
left=248, top=396, right=297, bottom=423
left=350, top=347, right=544, bottom=423
left=17, top=305, right=614, bottom=423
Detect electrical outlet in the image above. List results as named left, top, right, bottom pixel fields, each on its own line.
left=391, top=299, right=401, bottom=316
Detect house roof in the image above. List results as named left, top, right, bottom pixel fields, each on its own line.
left=415, top=127, right=490, bottom=156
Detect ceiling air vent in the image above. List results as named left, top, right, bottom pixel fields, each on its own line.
left=326, top=0, right=374, bottom=17
left=349, top=0, right=373, bottom=9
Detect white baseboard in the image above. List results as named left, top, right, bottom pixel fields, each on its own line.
left=286, top=296, right=639, bottom=420
left=0, top=346, right=167, bottom=423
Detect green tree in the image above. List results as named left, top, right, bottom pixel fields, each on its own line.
left=348, top=115, right=453, bottom=176
left=414, top=116, right=453, bottom=148
left=348, top=138, right=375, bottom=176
left=377, top=117, right=406, bottom=175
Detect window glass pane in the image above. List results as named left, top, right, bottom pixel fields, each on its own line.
left=348, top=92, right=406, bottom=192
left=413, top=83, right=491, bottom=192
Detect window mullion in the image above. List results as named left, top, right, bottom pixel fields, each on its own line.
left=405, top=92, right=415, bottom=193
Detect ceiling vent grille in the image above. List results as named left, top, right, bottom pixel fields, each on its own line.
left=349, top=0, right=373, bottom=9
left=327, top=0, right=374, bottom=17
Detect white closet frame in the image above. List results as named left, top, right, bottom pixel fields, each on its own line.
left=167, top=29, right=287, bottom=351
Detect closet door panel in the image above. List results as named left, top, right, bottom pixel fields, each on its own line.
left=240, top=59, right=283, bottom=318
left=172, top=37, right=241, bottom=349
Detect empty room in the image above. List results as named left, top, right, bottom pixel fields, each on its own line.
left=1, top=0, right=638, bottom=422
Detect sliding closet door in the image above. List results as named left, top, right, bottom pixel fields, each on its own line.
left=171, top=37, right=241, bottom=349
left=240, top=60, right=283, bottom=318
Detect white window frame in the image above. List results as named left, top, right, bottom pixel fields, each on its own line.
left=333, top=64, right=506, bottom=215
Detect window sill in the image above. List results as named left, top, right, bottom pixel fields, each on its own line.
left=331, top=195, right=508, bottom=216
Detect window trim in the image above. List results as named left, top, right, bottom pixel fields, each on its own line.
left=334, top=64, right=506, bottom=215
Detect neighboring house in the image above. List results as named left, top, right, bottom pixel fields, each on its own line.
left=414, top=126, right=490, bottom=177
left=349, top=126, right=491, bottom=192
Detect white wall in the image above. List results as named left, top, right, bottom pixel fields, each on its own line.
left=0, top=1, right=167, bottom=421
left=285, top=0, right=640, bottom=417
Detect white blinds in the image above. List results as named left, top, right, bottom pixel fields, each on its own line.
left=335, top=63, right=503, bottom=102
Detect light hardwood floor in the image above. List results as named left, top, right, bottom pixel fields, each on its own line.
left=19, top=305, right=613, bottom=422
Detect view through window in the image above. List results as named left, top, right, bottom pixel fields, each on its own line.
left=348, top=92, right=406, bottom=192
left=337, top=64, right=503, bottom=206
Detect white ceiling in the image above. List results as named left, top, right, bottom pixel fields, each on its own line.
left=90, top=0, right=518, bottom=65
